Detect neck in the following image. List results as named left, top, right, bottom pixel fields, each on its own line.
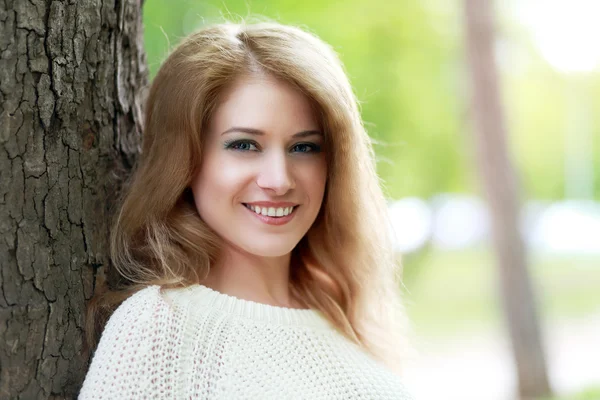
left=200, top=244, right=304, bottom=309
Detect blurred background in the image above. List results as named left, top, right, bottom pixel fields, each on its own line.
left=142, top=1, right=600, bottom=399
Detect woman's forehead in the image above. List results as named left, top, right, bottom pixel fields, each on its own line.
left=207, top=75, right=321, bottom=138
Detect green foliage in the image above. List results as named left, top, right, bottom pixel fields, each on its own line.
left=540, top=386, right=600, bottom=400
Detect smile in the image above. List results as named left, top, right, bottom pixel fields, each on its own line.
left=243, top=203, right=299, bottom=226
left=244, top=204, right=297, bottom=217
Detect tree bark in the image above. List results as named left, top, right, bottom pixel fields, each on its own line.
left=463, top=1, right=552, bottom=398
left=0, top=0, right=146, bottom=398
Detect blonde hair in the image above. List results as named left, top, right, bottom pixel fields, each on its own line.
left=86, top=21, right=412, bottom=374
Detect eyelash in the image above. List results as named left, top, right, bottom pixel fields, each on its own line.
left=224, top=139, right=322, bottom=154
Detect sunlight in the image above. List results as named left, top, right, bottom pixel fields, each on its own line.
left=517, top=0, right=600, bottom=73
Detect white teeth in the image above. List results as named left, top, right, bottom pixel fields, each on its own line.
left=245, top=204, right=296, bottom=217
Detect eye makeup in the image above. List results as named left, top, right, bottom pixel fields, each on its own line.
left=223, top=139, right=259, bottom=151
left=223, top=138, right=323, bottom=154
left=290, top=142, right=322, bottom=153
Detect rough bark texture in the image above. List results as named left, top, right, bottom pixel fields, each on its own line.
left=0, top=0, right=146, bottom=398
left=463, top=1, right=552, bottom=399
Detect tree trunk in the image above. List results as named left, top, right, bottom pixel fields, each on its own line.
left=0, top=0, right=146, bottom=398
left=463, top=1, right=552, bottom=398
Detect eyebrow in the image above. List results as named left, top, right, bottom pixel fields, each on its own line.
left=221, top=127, right=323, bottom=138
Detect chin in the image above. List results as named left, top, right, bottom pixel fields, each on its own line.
left=237, top=237, right=301, bottom=258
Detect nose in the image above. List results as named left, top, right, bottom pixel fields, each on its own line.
left=256, top=150, right=295, bottom=195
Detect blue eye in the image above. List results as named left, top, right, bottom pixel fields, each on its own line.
left=224, top=140, right=259, bottom=152
left=291, top=143, right=321, bottom=153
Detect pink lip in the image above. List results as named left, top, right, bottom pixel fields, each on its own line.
left=245, top=201, right=298, bottom=207
left=243, top=204, right=298, bottom=226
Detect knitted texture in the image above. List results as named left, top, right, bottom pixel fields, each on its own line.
left=79, top=285, right=413, bottom=399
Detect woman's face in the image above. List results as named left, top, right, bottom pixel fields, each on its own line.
left=191, top=74, right=327, bottom=257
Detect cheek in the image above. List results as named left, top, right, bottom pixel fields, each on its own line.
left=298, top=158, right=327, bottom=202
left=191, top=158, right=251, bottom=211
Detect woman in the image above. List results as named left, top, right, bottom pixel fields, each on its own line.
left=80, top=21, right=414, bottom=399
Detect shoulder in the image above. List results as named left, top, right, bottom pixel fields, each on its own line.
left=79, top=285, right=175, bottom=399
left=89, top=284, right=172, bottom=355
left=111, top=284, right=167, bottom=317
left=99, top=285, right=176, bottom=349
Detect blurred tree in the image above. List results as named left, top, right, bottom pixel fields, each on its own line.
left=0, top=0, right=145, bottom=397
left=463, top=0, right=551, bottom=398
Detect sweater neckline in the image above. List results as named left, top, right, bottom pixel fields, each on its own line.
left=180, top=284, right=333, bottom=329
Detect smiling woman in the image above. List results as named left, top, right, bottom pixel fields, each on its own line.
left=79, top=21, right=414, bottom=399
left=191, top=74, right=327, bottom=268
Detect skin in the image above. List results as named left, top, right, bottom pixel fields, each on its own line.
left=190, top=73, right=327, bottom=309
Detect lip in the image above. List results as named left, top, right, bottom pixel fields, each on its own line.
left=242, top=203, right=298, bottom=226
left=244, top=201, right=298, bottom=208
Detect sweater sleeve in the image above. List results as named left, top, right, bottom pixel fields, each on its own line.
left=79, top=286, right=172, bottom=399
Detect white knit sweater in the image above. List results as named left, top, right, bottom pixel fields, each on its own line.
left=79, top=285, right=413, bottom=399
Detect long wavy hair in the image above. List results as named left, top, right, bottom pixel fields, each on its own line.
left=86, top=21, right=412, bottom=374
